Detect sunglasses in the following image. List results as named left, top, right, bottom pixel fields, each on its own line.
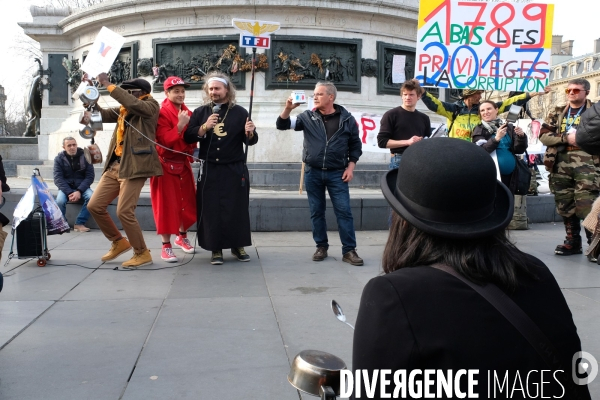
left=565, top=88, right=587, bottom=95
left=126, top=89, right=142, bottom=95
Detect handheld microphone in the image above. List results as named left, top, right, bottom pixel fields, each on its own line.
left=213, top=104, right=221, bottom=114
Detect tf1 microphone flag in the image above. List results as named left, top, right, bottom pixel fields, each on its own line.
left=80, top=27, right=126, bottom=78
left=232, top=19, right=281, bottom=50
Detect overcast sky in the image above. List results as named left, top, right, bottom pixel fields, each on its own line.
left=1, top=0, right=599, bottom=114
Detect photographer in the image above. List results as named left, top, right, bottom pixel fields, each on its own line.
left=472, top=100, right=527, bottom=193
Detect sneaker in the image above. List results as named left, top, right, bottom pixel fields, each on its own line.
left=587, top=253, right=598, bottom=263
left=231, top=247, right=250, bottom=262
left=74, top=224, right=90, bottom=232
left=342, top=249, right=364, bottom=266
left=161, top=245, right=178, bottom=263
left=101, top=237, right=132, bottom=261
left=312, top=246, right=328, bottom=261
left=174, top=235, right=195, bottom=254
left=211, top=251, right=224, bottom=265
left=122, top=249, right=153, bottom=268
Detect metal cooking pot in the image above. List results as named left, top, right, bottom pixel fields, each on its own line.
left=288, top=350, right=347, bottom=397
left=79, top=86, right=99, bottom=107
left=79, top=125, right=94, bottom=140
left=89, top=111, right=103, bottom=131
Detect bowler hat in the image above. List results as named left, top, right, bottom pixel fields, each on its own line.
left=381, top=138, right=513, bottom=238
left=120, top=78, right=151, bottom=94
left=461, top=89, right=483, bottom=99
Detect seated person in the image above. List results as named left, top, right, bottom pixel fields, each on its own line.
left=353, top=138, right=590, bottom=399
left=53, top=137, right=94, bottom=232
left=472, top=100, right=527, bottom=194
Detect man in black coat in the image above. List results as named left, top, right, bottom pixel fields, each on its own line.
left=277, top=81, right=364, bottom=266
left=53, top=137, right=94, bottom=232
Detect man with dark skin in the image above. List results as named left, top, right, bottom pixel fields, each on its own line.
left=86, top=73, right=163, bottom=268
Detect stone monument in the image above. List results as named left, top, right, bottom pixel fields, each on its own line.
left=19, top=0, right=444, bottom=163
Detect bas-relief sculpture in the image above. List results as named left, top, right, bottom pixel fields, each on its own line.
left=150, top=36, right=265, bottom=90
left=266, top=36, right=361, bottom=92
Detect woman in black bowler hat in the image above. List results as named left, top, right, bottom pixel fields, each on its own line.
left=352, top=138, right=591, bottom=399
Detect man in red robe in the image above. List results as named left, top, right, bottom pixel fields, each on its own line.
left=150, top=76, right=197, bottom=262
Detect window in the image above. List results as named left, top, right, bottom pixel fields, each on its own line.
left=554, top=68, right=562, bottom=80
left=570, top=64, right=577, bottom=76
left=586, top=60, right=593, bottom=72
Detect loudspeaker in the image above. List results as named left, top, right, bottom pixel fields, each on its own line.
left=16, top=209, right=46, bottom=258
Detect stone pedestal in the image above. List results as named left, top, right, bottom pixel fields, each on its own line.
left=19, top=0, right=443, bottom=164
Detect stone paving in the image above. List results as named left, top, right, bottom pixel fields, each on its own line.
left=0, top=224, right=598, bottom=399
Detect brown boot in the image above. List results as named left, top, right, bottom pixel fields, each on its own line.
left=342, top=249, right=364, bottom=266
left=312, top=247, right=328, bottom=261
left=122, top=249, right=153, bottom=269
left=101, top=237, right=132, bottom=261
left=555, top=216, right=582, bottom=256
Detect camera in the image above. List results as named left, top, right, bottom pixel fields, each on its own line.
left=505, top=104, right=522, bottom=135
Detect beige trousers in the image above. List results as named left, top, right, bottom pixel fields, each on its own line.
left=87, top=161, right=148, bottom=253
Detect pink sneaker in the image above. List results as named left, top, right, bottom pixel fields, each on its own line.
left=174, top=235, right=195, bottom=254
left=161, top=245, right=178, bottom=263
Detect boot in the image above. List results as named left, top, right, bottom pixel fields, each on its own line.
left=555, top=216, right=582, bottom=256
left=585, top=228, right=600, bottom=263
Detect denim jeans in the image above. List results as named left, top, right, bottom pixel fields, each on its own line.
left=389, top=153, right=402, bottom=170
left=304, top=167, right=357, bottom=255
left=56, top=188, right=93, bottom=225
left=388, top=154, right=402, bottom=226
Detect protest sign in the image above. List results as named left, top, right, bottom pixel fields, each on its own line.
left=80, top=27, right=126, bottom=78
left=415, top=0, right=554, bottom=92
left=350, top=111, right=443, bottom=153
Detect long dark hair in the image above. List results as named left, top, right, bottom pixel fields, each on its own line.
left=382, top=213, right=538, bottom=291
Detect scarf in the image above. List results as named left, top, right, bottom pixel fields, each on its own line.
left=481, top=118, right=502, bottom=135
left=114, top=93, right=152, bottom=157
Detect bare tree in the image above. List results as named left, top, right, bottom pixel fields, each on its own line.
left=43, top=0, right=104, bottom=8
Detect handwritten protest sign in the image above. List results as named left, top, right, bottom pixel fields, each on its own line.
left=350, top=112, right=443, bottom=153
left=80, top=27, right=126, bottom=78
left=415, top=0, right=554, bottom=92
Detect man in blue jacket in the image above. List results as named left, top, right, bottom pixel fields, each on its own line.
left=53, top=137, right=95, bottom=232
left=277, top=81, right=364, bottom=266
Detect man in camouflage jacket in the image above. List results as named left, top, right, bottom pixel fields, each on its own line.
left=540, top=78, right=600, bottom=259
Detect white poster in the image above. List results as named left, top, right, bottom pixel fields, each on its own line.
left=392, top=55, right=406, bottom=84
left=80, top=27, right=126, bottom=78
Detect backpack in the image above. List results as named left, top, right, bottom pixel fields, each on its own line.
left=576, top=102, right=600, bottom=154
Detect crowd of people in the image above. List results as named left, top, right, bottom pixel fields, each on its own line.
left=51, top=74, right=600, bottom=272
left=1, top=71, right=596, bottom=396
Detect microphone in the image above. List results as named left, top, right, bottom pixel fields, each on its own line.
left=213, top=104, right=221, bottom=114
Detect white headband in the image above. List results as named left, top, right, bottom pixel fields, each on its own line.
left=207, top=77, right=229, bottom=86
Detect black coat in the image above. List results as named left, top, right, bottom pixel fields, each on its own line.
left=53, top=148, right=95, bottom=195
left=184, top=103, right=256, bottom=251
left=472, top=122, right=528, bottom=193
left=352, top=256, right=591, bottom=399
left=576, top=102, right=600, bottom=154
left=0, top=154, right=9, bottom=192
left=276, top=104, right=362, bottom=170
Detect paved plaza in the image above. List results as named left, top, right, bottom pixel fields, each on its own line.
left=0, top=224, right=599, bottom=399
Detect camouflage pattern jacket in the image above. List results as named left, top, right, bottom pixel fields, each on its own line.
left=539, top=99, right=597, bottom=171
